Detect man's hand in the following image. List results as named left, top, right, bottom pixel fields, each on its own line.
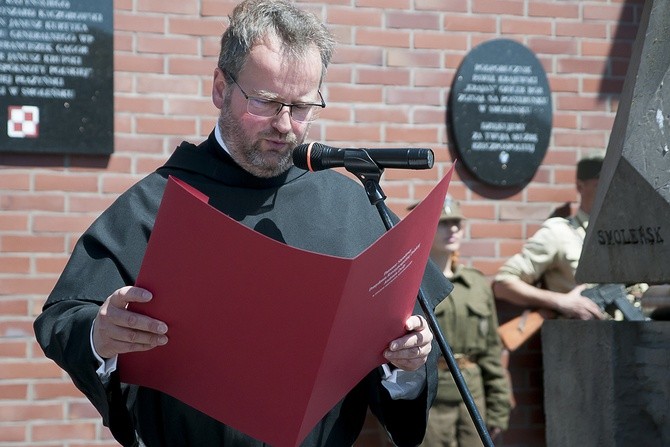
left=383, top=315, right=432, bottom=371
left=556, top=285, right=604, bottom=320
left=488, top=426, right=502, bottom=440
left=92, top=286, right=168, bottom=359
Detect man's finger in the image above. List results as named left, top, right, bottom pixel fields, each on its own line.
left=405, top=315, right=426, bottom=331
left=108, top=286, right=153, bottom=309
left=106, top=305, right=168, bottom=335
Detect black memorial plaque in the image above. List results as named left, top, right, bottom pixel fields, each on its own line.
left=0, top=0, right=113, bottom=154
left=449, top=39, right=552, bottom=186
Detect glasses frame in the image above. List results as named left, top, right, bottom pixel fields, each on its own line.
left=229, top=75, right=325, bottom=123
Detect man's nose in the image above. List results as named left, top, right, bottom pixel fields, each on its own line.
left=272, top=105, right=293, bottom=132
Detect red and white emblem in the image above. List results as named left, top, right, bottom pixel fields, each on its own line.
left=7, top=106, right=40, bottom=138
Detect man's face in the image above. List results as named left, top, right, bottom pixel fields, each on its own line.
left=212, top=35, right=324, bottom=178
left=577, top=178, right=600, bottom=214
left=431, top=219, right=464, bottom=256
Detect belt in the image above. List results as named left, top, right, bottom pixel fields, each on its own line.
left=437, top=354, right=477, bottom=371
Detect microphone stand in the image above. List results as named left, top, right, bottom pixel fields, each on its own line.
left=343, top=153, right=494, bottom=447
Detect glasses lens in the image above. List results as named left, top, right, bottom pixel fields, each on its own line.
left=291, top=105, right=320, bottom=123
left=247, top=98, right=280, bottom=117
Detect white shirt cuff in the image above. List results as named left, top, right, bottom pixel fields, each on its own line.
left=90, top=321, right=118, bottom=382
left=381, top=363, right=426, bottom=400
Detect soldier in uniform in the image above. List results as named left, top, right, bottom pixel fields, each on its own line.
left=492, top=155, right=608, bottom=319
left=414, top=197, right=511, bottom=446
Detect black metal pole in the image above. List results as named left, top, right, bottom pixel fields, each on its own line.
left=355, top=170, right=494, bottom=447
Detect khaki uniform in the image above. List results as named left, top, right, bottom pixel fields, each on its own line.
left=494, top=210, right=589, bottom=292
left=421, top=265, right=511, bottom=447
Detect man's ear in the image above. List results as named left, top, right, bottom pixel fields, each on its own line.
left=212, top=68, right=226, bottom=110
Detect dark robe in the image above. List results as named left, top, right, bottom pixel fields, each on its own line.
left=34, top=132, right=452, bottom=447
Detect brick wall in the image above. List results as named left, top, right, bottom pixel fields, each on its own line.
left=0, top=0, right=644, bottom=445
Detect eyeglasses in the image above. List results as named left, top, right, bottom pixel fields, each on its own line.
left=229, top=76, right=325, bottom=123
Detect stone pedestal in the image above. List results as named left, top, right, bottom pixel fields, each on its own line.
left=542, top=320, right=670, bottom=447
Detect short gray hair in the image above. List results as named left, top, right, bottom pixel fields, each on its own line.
left=217, top=0, right=335, bottom=84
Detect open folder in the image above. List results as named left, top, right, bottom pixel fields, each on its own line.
left=119, top=166, right=453, bottom=447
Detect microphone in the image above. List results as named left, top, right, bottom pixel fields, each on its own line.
left=293, top=142, right=434, bottom=172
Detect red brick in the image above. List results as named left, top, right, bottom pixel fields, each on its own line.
left=387, top=87, right=442, bottom=107
left=1, top=235, right=65, bottom=253
left=169, top=17, right=226, bottom=37
left=415, top=32, right=468, bottom=52
left=328, top=8, right=383, bottom=27
left=386, top=11, right=440, bottom=30
left=0, top=383, right=28, bottom=400
left=416, top=0, right=466, bottom=13
left=168, top=57, right=217, bottom=76
left=140, top=30, right=201, bottom=53
left=32, top=421, right=97, bottom=442
left=0, top=173, right=30, bottom=190
left=137, top=75, right=201, bottom=95
left=332, top=47, right=384, bottom=66
left=136, top=117, right=197, bottom=136
left=556, top=95, right=608, bottom=112
left=356, top=0, right=409, bottom=8
left=558, top=57, right=608, bottom=75
left=328, top=85, right=382, bottom=103
left=0, top=359, right=64, bottom=380
left=355, top=29, right=410, bottom=49
left=0, top=424, right=26, bottom=442
left=1, top=194, right=65, bottom=212
left=114, top=33, right=133, bottom=52
left=201, top=0, right=236, bottom=17
left=0, top=214, right=29, bottom=231
left=0, top=402, right=63, bottom=422
left=114, top=54, right=165, bottom=73
left=0, top=339, right=28, bottom=357
left=324, top=125, right=381, bottom=144
left=553, top=129, right=608, bottom=148
left=502, top=19, right=553, bottom=36
left=167, top=98, right=218, bottom=116
left=35, top=256, right=70, bottom=274
left=101, top=175, right=145, bottom=195
left=69, top=401, right=103, bottom=419
left=35, top=173, right=98, bottom=192
left=353, top=107, right=409, bottom=124
left=137, top=0, right=199, bottom=15
left=386, top=126, right=440, bottom=144
left=114, top=13, right=164, bottom=33
left=529, top=1, right=579, bottom=19
left=115, top=96, right=164, bottom=114
left=528, top=38, right=578, bottom=56
left=473, top=0, right=524, bottom=15
left=33, top=381, right=83, bottom=400
left=444, top=15, right=497, bottom=33
left=387, top=49, right=441, bottom=69
left=556, top=22, right=608, bottom=39
left=0, top=298, right=29, bottom=315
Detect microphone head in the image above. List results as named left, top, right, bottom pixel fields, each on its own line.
left=292, top=144, right=311, bottom=170
left=292, top=142, right=335, bottom=171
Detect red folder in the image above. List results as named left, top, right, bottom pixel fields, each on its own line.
left=119, top=166, right=453, bottom=447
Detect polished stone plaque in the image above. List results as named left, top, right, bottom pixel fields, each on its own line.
left=576, top=0, right=670, bottom=285
left=449, top=39, right=552, bottom=186
left=0, top=0, right=113, bottom=154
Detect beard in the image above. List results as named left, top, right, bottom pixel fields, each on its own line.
left=218, top=94, right=302, bottom=178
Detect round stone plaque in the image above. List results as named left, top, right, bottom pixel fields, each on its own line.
left=449, top=39, right=552, bottom=186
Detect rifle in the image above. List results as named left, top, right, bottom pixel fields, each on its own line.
left=497, top=283, right=646, bottom=351
left=581, top=283, right=646, bottom=322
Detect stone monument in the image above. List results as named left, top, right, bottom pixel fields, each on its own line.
left=575, top=0, right=670, bottom=285
left=545, top=2, right=670, bottom=446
